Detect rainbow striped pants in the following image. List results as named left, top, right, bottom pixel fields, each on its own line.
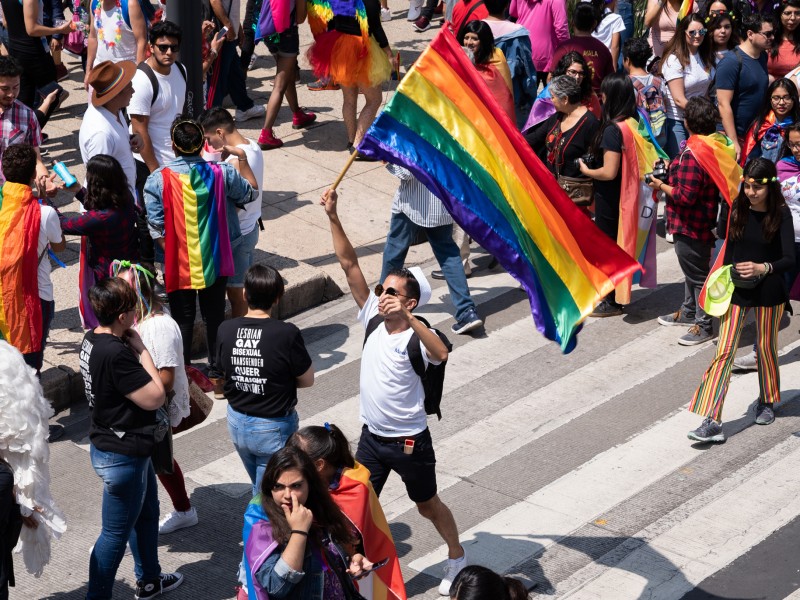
left=689, top=303, right=784, bottom=422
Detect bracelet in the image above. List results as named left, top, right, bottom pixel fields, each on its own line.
left=657, top=182, right=663, bottom=191
left=764, top=262, right=772, bottom=274
left=237, top=156, right=247, bottom=162
left=290, top=529, right=309, bottom=537
left=209, top=49, right=217, bottom=59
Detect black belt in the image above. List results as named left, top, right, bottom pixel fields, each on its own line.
left=363, top=424, right=427, bottom=444
left=231, top=406, right=296, bottom=419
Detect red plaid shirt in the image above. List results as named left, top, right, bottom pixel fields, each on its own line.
left=665, top=146, right=719, bottom=244
left=0, top=100, right=42, bottom=185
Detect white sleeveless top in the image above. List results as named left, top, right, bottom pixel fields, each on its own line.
left=92, top=0, right=138, bottom=66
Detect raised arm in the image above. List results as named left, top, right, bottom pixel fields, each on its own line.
left=320, top=189, right=370, bottom=309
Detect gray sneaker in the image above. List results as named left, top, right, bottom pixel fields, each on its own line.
left=678, top=325, right=714, bottom=346
left=733, top=350, right=758, bottom=372
left=687, top=417, right=725, bottom=443
left=755, top=403, right=775, bottom=425
left=657, top=310, right=694, bottom=327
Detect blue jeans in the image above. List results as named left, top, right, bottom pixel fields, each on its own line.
left=380, top=212, right=477, bottom=322
left=229, top=225, right=260, bottom=287
left=87, top=446, right=160, bottom=599
left=617, top=0, right=635, bottom=71
left=226, top=406, right=299, bottom=497
left=665, top=117, right=687, bottom=159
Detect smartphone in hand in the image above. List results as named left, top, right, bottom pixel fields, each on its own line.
left=353, top=557, right=389, bottom=580
left=216, top=26, right=229, bottom=41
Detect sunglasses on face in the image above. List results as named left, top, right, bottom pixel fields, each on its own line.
left=687, top=28, right=708, bottom=37
left=155, top=43, right=180, bottom=53
left=374, top=284, right=409, bottom=299
left=758, top=29, right=775, bottom=37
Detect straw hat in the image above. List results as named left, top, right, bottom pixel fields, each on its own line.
left=88, top=60, right=136, bottom=107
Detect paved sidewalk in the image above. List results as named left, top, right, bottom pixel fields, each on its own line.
left=40, top=5, right=445, bottom=408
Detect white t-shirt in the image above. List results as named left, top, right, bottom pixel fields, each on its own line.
left=219, top=0, right=242, bottom=35
left=92, top=0, right=138, bottom=66
left=129, top=64, right=186, bottom=167
left=593, top=9, right=626, bottom=47
left=37, top=204, right=62, bottom=302
left=79, top=104, right=138, bottom=202
left=661, top=52, right=713, bottom=120
left=357, top=293, right=440, bottom=437
left=137, top=312, right=190, bottom=427
left=225, top=139, right=263, bottom=236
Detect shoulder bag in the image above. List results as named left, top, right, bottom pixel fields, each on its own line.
left=552, top=114, right=594, bottom=207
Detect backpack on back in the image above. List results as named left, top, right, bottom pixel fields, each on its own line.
left=364, top=314, right=452, bottom=420
left=632, top=75, right=667, bottom=143
left=136, top=61, right=187, bottom=109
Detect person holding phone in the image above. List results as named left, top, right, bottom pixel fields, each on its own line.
left=241, top=446, right=373, bottom=600
left=288, top=423, right=407, bottom=600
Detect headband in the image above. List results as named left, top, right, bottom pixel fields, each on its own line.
left=705, top=9, right=736, bottom=22
left=741, top=176, right=778, bottom=183
left=110, top=260, right=156, bottom=322
left=171, top=119, right=205, bottom=154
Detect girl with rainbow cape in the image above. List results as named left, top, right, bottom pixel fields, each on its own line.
left=739, top=78, right=800, bottom=166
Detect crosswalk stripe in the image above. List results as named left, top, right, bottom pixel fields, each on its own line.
left=406, top=340, right=800, bottom=579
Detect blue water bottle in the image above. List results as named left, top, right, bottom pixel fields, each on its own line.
left=52, top=161, right=77, bottom=187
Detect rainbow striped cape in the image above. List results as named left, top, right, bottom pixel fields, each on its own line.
left=692, top=133, right=743, bottom=313
left=0, top=183, right=42, bottom=354
left=242, top=496, right=279, bottom=600
left=332, top=463, right=406, bottom=600
left=615, top=117, right=668, bottom=304
left=161, top=162, right=234, bottom=293
left=357, top=29, right=640, bottom=352
left=255, top=0, right=291, bottom=41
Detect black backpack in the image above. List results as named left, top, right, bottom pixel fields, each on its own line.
left=364, top=314, right=453, bottom=420
left=136, top=61, right=188, bottom=110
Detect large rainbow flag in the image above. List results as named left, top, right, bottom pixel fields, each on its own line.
left=692, top=134, right=743, bottom=313
left=161, top=162, right=234, bottom=294
left=357, top=29, right=640, bottom=352
left=0, top=182, right=42, bottom=354
left=332, top=463, right=406, bottom=600
left=615, top=117, right=668, bottom=304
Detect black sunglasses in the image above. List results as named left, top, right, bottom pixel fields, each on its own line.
left=374, top=284, right=409, bottom=299
left=155, top=43, right=180, bottom=53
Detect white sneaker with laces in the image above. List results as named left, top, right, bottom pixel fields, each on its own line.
left=381, top=6, right=392, bottom=20
left=407, top=0, right=423, bottom=20
left=438, top=548, right=467, bottom=595
left=235, top=104, right=266, bottom=122
left=159, top=508, right=199, bottom=534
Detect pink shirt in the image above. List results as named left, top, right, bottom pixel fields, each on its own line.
left=509, top=0, right=569, bottom=71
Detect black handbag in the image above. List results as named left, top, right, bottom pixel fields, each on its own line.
left=150, top=404, right=174, bottom=475
left=730, top=267, right=765, bottom=289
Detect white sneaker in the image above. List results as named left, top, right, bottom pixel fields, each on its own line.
left=158, top=508, right=199, bottom=534
left=235, top=104, right=266, bottom=122
left=733, top=350, right=758, bottom=372
left=381, top=6, right=392, bottom=20
left=407, top=0, right=423, bottom=20
left=438, top=548, right=467, bottom=595
left=248, top=53, right=257, bottom=70
left=665, top=232, right=674, bottom=243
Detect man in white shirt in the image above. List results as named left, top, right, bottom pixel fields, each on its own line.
left=129, top=20, right=187, bottom=268
left=79, top=60, right=139, bottom=202
left=199, top=107, right=263, bottom=319
left=322, top=187, right=468, bottom=597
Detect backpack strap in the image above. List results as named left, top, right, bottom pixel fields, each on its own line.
left=363, top=313, right=384, bottom=347
left=456, top=0, right=485, bottom=38
left=137, top=62, right=159, bottom=106
left=405, top=315, right=431, bottom=379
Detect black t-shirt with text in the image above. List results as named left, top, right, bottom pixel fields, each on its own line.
left=79, top=331, right=156, bottom=457
left=216, top=317, right=313, bottom=418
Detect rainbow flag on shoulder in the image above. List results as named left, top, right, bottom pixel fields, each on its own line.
left=357, top=29, right=640, bottom=352
left=0, top=182, right=42, bottom=354
left=161, top=162, right=234, bottom=294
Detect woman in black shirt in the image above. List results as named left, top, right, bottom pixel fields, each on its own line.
left=688, top=158, right=795, bottom=444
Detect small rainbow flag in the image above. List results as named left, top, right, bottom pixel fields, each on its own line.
left=0, top=183, right=42, bottom=354
left=357, top=29, right=640, bottom=352
left=161, top=162, right=234, bottom=294
left=677, top=0, right=693, bottom=23
left=254, top=0, right=291, bottom=41
left=332, top=463, right=406, bottom=600
left=692, top=134, right=743, bottom=313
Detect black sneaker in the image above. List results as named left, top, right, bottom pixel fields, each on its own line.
left=687, top=417, right=725, bottom=443
left=135, top=572, right=184, bottom=599
left=590, top=300, right=622, bottom=318
left=755, top=403, right=775, bottom=425
left=451, top=309, right=483, bottom=334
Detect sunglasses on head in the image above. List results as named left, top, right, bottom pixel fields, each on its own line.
left=374, top=284, right=409, bottom=298
left=155, top=43, right=180, bottom=53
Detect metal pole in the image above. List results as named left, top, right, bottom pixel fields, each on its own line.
left=167, top=0, right=204, bottom=119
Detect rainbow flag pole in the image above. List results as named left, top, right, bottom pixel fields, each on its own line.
left=340, top=29, right=641, bottom=352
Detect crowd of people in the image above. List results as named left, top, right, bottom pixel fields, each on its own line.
left=1, top=0, right=800, bottom=597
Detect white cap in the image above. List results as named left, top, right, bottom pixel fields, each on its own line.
left=408, top=266, right=432, bottom=308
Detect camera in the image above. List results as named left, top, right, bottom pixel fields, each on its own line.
left=644, top=159, right=668, bottom=185
left=574, top=153, right=597, bottom=170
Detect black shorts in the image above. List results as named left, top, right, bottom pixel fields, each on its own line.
left=266, top=25, right=299, bottom=57
left=356, top=425, right=437, bottom=504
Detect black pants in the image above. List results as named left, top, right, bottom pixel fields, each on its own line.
left=673, top=233, right=714, bottom=330
left=167, top=276, right=227, bottom=377
left=15, top=52, right=56, bottom=113
left=134, top=160, right=155, bottom=268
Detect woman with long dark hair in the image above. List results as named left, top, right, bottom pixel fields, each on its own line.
left=458, top=20, right=515, bottom=121
left=769, top=0, right=800, bottom=78
left=659, top=14, right=716, bottom=158
left=706, top=11, right=738, bottom=60
left=241, top=446, right=374, bottom=599
left=449, top=565, right=529, bottom=600
left=688, top=158, right=795, bottom=443
left=741, top=78, right=800, bottom=164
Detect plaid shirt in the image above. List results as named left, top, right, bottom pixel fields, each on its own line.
left=0, top=100, right=42, bottom=185
left=665, top=145, right=719, bottom=244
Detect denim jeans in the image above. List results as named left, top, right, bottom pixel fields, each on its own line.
left=665, top=117, right=688, bottom=159
left=617, top=0, right=635, bottom=71
left=226, top=406, right=299, bottom=497
left=87, top=446, right=160, bottom=599
left=380, top=212, right=477, bottom=322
